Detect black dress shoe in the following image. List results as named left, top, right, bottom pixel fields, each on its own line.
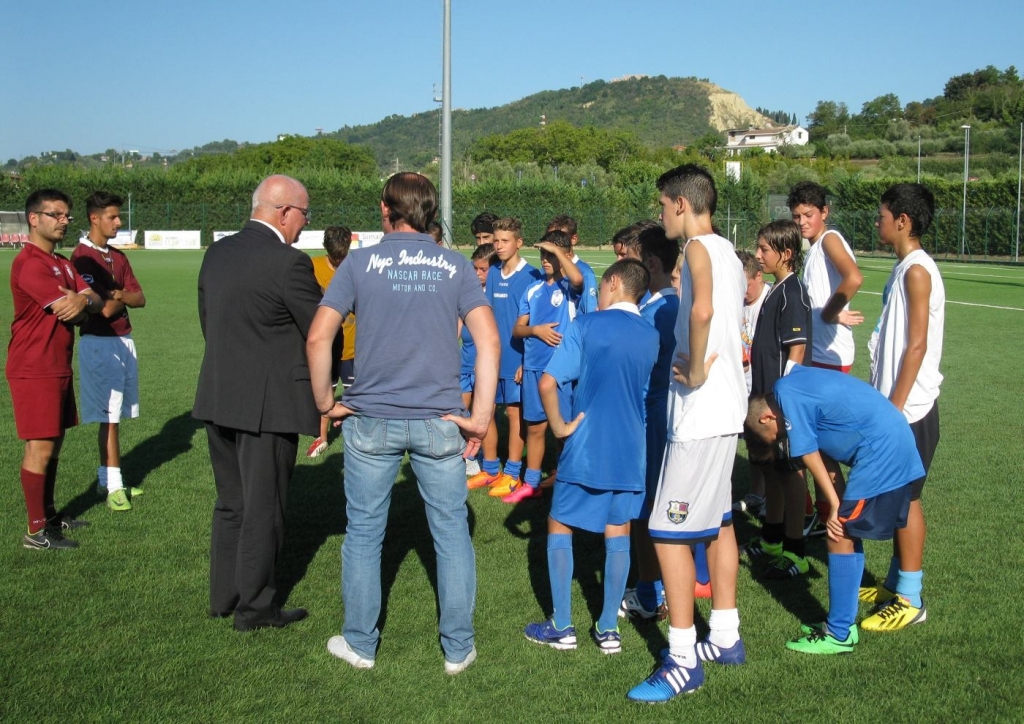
left=234, top=608, right=308, bottom=632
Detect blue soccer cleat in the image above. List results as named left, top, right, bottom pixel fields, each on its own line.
left=626, top=656, right=704, bottom=703
left=695, top=638, right=746, bottom=665
left=524, top=620, right=577, bottom=650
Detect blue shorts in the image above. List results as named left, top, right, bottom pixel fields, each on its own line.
left=521, top=369, right=571, bottom=423
left=839, top=483, right=912, bottom=541
left=495, top=376, right=521, bottom=405
left=339, top=359, right=355, bottom=388
left=459, top=371, right=475, bottom=394
left=550, top=481, right=643, bottom=534
left=640, top=399, right=668, bottom=516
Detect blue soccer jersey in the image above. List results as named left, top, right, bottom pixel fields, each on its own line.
left=544, top=305, right=659, bottom=492
left=639, top=288, right=680, bottom=404
left=486, top=259, right=543, bottom=380
left=574, top=256, right=599, bottom=315
left=773, top=365, right=925, bottom=501
left=518, top=277, right=581, bottom=371
left=459, top=321, right=475, bottom=375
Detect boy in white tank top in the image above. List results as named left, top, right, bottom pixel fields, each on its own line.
left=862, top=183, right=944, bottom=632
left=627, top=165, right=746, bottom=703
left=788, top=182, right=865, bottom=528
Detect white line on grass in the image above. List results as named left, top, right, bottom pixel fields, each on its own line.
left=859, top=290, right=1024, bottom=312
left=859, top=263, right=1024, bottom=281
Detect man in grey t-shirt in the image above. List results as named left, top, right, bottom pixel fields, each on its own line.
left=307, top=173, right=499, bottom=675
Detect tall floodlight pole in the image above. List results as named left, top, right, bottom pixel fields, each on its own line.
left=1016, top=122, right=1022, bottom=262
left=960, top=124, right=970, bottom=259
left=440, top=0, right=453, bottom=248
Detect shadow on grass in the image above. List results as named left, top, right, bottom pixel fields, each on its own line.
left=60, top=410, right=203, bottom=521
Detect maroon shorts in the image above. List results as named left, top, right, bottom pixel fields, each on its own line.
left=811, top=361, right=852, bottom=374
left=8, top=376, right=78, bottom=440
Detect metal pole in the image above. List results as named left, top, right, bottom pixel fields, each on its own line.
left=440, top=0, right=453, bottom=249
left=917, top=135, right=921, bottom=183
left=961, top=124, right=970, bottom=260
left=1016, top=122, right=1022, bottom=263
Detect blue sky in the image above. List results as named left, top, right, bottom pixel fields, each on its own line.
left=4, top=0, right=1020, bottom=162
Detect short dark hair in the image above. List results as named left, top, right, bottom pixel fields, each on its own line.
left=736, top=250, right=761, bottom=278
left=471, top=242, right=496, bottom=262
left=880, top=183, right=935, bottom=239
left=546, top=214, right=577, bottom=237
left=539, top=229, right=573, bottom=251
left=757, top=219, right=804, bottom=275
left=26, top=188, right=71, bottom=217
left=381, top=172, right=437, bottom=232
left=426, top=220, right=444, bottom=244
left=656, top=164, right=717, bottom=216
left=471, top=212, right=498, bottom=235
left=492, top=217, right=523, bottom=238
left=787, top=181, right=828, bottom=211
left=85, top=191, right=124, bottom=217
left=612, top=219, right=659, bottom=255
left=323, top=226, right=352, bottom=266
left=638, top=225, right=679, bottom=273
left=604, top=258, right=650, bottom=303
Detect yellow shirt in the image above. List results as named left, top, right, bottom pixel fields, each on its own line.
left=312, top=255, right=356, bottom=361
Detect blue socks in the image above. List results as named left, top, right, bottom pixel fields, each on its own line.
left=896, top=570, right=924, bottom=608
left=503, top=460, right=522, bottom=479
left=524, top=468, right=542, bottom=490
left=481, top=458, right=500, bottom=476
left=547, top=534, right=574, bottom=630
left=599, top=536, right=630, bottom=633
left=694, top=543, right=710, bottom=586
left=636, top=579, right=662, bottom=611
left=826, top=552, right=863, bottom=642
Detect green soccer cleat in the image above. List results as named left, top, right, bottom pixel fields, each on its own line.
left=786, top=629, right=855, bottom=655
left=800, top=622, right=859, bottom=645
left=860, top=595, right=927, bottom=632
left=763, top=551, right=810, bottom=580
left=107, top=489, right=132, bottom=511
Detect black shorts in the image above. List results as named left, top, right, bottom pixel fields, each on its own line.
left=909, top=403, right=939, bottom=500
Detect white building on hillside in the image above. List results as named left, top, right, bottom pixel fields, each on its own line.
left=725, top=124, right=809, bottom=155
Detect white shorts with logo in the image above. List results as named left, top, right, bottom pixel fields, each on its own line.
left=648, top=434, right=737, bottom=543
left=79, top=334, right=140, bottom=424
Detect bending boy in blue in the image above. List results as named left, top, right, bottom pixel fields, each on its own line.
left=524, top=259, right=659, bottom=654
left=745, top=365, right=925, bottom=653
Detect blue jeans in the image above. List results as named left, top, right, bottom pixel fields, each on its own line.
left=340, top=416, right=476, bottom=663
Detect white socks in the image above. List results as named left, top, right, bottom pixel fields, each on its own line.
left=708, top=608, right=741, bottom=648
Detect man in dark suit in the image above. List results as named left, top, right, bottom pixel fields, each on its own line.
left=193, top=174, right=320, bottom=631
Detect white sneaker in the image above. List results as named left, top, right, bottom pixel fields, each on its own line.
left=327, top=635, right=375, bottom=669
left=444, top=646, right=477, bottom=675
left=465, top=458, right=481, bottom=477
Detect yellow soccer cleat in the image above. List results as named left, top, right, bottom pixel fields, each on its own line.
left=487, top=473, right=519, bottom=497
left=860, top=595, right=927, bottom=632
left=859, top=584, right=895, bottom=605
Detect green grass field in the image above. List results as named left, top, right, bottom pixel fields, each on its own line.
left=1, top=247, right=1022, bottom=723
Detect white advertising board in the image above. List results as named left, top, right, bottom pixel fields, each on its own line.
left=210, top=230, right=385, bottom=250
left=145, top=230, right=201, bottom=249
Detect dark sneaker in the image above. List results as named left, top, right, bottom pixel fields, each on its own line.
left=49, top=513, right=90, bottom=531
left=23, top=527, right=79, bottom=550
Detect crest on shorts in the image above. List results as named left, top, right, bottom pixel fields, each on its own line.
left=667, top=500, right=689, bottom=525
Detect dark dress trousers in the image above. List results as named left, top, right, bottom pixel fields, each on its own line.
left=193, top=221, right=321, bottom=627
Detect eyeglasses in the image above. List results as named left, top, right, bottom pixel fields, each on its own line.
left=275, top=204, right=312, bottom=222
left=34, top=211, right=75, bottom=222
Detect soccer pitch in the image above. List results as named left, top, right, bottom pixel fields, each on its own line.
left=1, top=248, right=1022, bottom=723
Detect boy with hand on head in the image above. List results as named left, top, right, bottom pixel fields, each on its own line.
left=743, top=221, right=814, bottom=580
left=861, top=183, right=944, bottom=631
left=745, top=366, right=924, bottom=653
left=505, top=231, right=584, bottom=503
left=524, top=259, right=658, bottom=654
left=468, top=218, right=543, bottom=496
left=789, top=181, right=864, bottom=528
left=461, top=243, right=496, bottom=477
left=734, top=250, right=770, bottom=514
left=546, top=215, right=598, bottom=314
left=627, top=165, right=748, bottom=703
left=619, top=226, right=679, bottom=621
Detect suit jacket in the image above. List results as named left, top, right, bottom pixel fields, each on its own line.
left=192, top=220, right=321, bottom=436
